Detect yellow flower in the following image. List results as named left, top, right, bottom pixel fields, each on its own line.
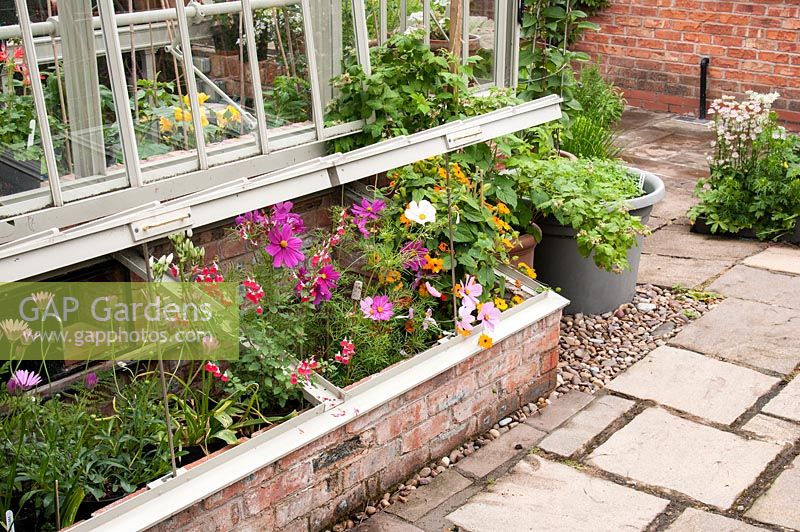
left=226, top=104, right=241, bottom=122
left=457, top=326, right=471, bottom=337
left=512, top=295, right=524, bottom=306
left=174, top=106, right=191, bottom=122
left=493, top=216, right=511, bottom=232
left=199, top=108, right=210, bottom=128
left=494, top=298, right=508, bottom=311
left=454, top=283, right=463, bottom=298
left=517, top=262, right=537, bottom=279
left=159, top=116, right=174, bottom=133
left=400, top=212, right=411, bottom=226
left=182, top=92, right=210, bottom=108
left=216, top=110, right=228, bottom=129
left=500, top=237, right=514, bottom=250
left=386, top=270, right=401, bottom=283
left=496, top=202, right=510, bottom=215
left=478, top=333, right=493, bottom=349
left=437, top=167, right=447, bottom=179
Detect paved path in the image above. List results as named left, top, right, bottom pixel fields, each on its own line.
left=357, top=110, right=800, bottom=532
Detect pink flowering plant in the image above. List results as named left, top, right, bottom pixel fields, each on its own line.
left=689, top=91, right=800, bottom=239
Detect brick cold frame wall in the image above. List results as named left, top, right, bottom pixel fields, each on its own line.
left=575, top=0, right=800, bottom=128
left=145, top=311, right=561, bottom=532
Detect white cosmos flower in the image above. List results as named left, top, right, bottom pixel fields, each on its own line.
left=404, top=200, right=436, bottom=225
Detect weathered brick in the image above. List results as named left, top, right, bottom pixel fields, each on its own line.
left=243, top=461, right=313, bottom=516
left=340, top=439, right=400, bottom=488
left=426, top=373, right=478, bottom=413
left=402, top=410, right=451, bottom=453
left=375, top=399, right=428, bottom=444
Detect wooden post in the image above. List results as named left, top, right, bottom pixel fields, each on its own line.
left=59, top=0, right=106, bottom=178
left=448, top=0, right=463, bottom=59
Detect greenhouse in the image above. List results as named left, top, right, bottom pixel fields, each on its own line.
left=1, top=0, right=799, bottom=531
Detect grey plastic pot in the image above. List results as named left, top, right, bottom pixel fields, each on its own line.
left=532, top=168, right=666, bottom=315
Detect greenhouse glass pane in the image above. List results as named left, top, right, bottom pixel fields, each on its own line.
left=0, top=11, right=54, bottom=219
left=186, top=6, right=262, bottom=167
left=252, top=4, right=317, bottom=148
left=114, top=0, right=202, bottom=183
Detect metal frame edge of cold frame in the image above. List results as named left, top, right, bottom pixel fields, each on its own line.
left=64, top=273, right=568, bottom=532
left=0, top=95, right=563, bottom=280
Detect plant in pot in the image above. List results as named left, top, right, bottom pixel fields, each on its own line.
left=504, top=153, right=665, bottom=314
left=688, top=91, right=800, bottom=243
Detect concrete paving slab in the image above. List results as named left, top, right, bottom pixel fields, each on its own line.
left=638, top=253, right=733, bottom=288
left=762, top=377, right=800, bottom=423
left=456, top=424, right=545, bottom=478
left=616, top=127, right=673, bottom=150
left=649, top=190, right=698, bottom=223
left=525, top=391, right=595, bottom=433
left=742, top=414, right=800, bottom=445
left=355, top=512, right=424, bottom=532
left=446, top=456, right=669, bottom=532
left=386, top=469, right=472, bottom=522
left=606, top=346, right=778, bottom=425
left=671, top=298, right=800, bottom=375
left=538, top=395, right=635, bottom=457
left=709, top=265, right=800, bottom=310
left=622, top=156, right=708, bottom=189
left=743, top=246, right=800, bottom=276
left=667, top=508, right=767, bottom=531
left=745, top=455, right=800, bottom=530
left=587, top=408, right=782, bottom=509
left=617, top=107, right=671, bottom=131
left=644, top=224, right=767, bottom=262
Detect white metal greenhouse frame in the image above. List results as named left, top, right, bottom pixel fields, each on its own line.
left=0, top=0, right=543, bottom=281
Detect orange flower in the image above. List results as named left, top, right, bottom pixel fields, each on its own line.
left=419, top=284, right=429, bottom=296
left=457, top=326, right=471, bottom=337
left=404, top=320, right=415, bottom=333
left=400, top=212, right=411, bottom=226
left=496, top=202, right=510, bottom=215
left=453, top=283, right=463, bottom=298
left=478, top=334, right=493, bottom=349
left=493, top=216, right=510, bottom=232
left=438, top=242, right=449, bottom=252
left=423, top=254, right=443, bottom=274
left=386, top=270, right=401, bottom=283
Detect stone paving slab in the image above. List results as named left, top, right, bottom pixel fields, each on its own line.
left=742, top=414, right=800, bottom=445
left=671, top=298, right=800, bottom=375
left=709, top=265, right=800, bottom=310
left=643, top=224, right=767, bottom=262
left=649, top=190, right=698, bottom=224
left=587, top=408, right=782, bottom=509
left=743, top=245, right=800, bottom=276
left=745, top=455, right=800, bottom=530
left=525, top=391, right=595, bottom=433
left=355, top=512, right=424, bottom=532
left=446, top=456, right=669, bottom=532
left=456, top=424, right=545, bottom=478
left=386, top=469, right=472, bottom=523
left=667, top=508, right=767, bottom=531
left=638, top=254, right=734, bottom=288
left=606, top=346, right=778, bottom=425
left=538, top=395, right=634, bottom=457
left=761, top=377, right=800, bottom=423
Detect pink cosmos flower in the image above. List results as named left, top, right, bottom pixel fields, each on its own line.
left=352, top=198, right=385, bottom=220
left=401, top=241, right=428, bottom=271
left=422, top=308, right=437, bottom=330
left=360, top=295, right=394, bottom=321
left=456, top=304, right=475, bottom=334
left=272, top=202, right=305, bottom=233
left=7, top=369, right=42, bottom=394
left=311, top=265, right=340, bottom=305
left=355, top=216, right=370, bottom=239
left=461, top=275, right=483, bottom=309
left=424, top=282, right=441, bottom=298
left=477, top=302, right=501, bottom=333
left=266, top=225, right=305, bottom=268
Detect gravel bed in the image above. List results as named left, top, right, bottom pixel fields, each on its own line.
left=554, top=284, right=720, bottom=396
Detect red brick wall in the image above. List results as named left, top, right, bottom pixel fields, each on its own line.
left=148, top=311, right=561, bottom=532
left=575, top=0, right=800, bottom=127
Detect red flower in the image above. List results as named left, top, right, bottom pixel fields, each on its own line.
left=13, top=47, right=23, bottom=60
left=0, top=45, right=8, bottom=63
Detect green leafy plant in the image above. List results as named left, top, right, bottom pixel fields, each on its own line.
left=505, top=155, right=648, bottom=272
left=573, top=63, right=625, bottom=130
left=688, top=92, right=800, bottom=239
left=325, top=33, right=473, bottom=151
left=560, top=114, right=620, bottom=159
left=263, top=75, right=311, bottom=127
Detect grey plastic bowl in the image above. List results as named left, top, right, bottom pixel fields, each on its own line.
left=533, top=168, right=665, bottom=315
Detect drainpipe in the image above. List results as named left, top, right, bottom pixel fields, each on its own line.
left=699, top=57, right=710, bottom=119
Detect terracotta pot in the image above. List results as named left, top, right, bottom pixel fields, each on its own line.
left=429, top=34, right=482, bottom=53
left=512, top=233, right=538, bottom=268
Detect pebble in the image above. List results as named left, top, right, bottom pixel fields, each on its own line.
left=436, top=465, right=446, bottom=474
left=489, top=428, right=500, bottom=439
left=557, top=285, right=716, bottom=394
left=498, top=417, right=513, bottom=427
left=418, top=477, right=431, bottom=486
left=365, top=506, right=377, bottom=515
left=419, top=467, right=431, bottom=478
left=439, top=456, right=450, bottom=467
